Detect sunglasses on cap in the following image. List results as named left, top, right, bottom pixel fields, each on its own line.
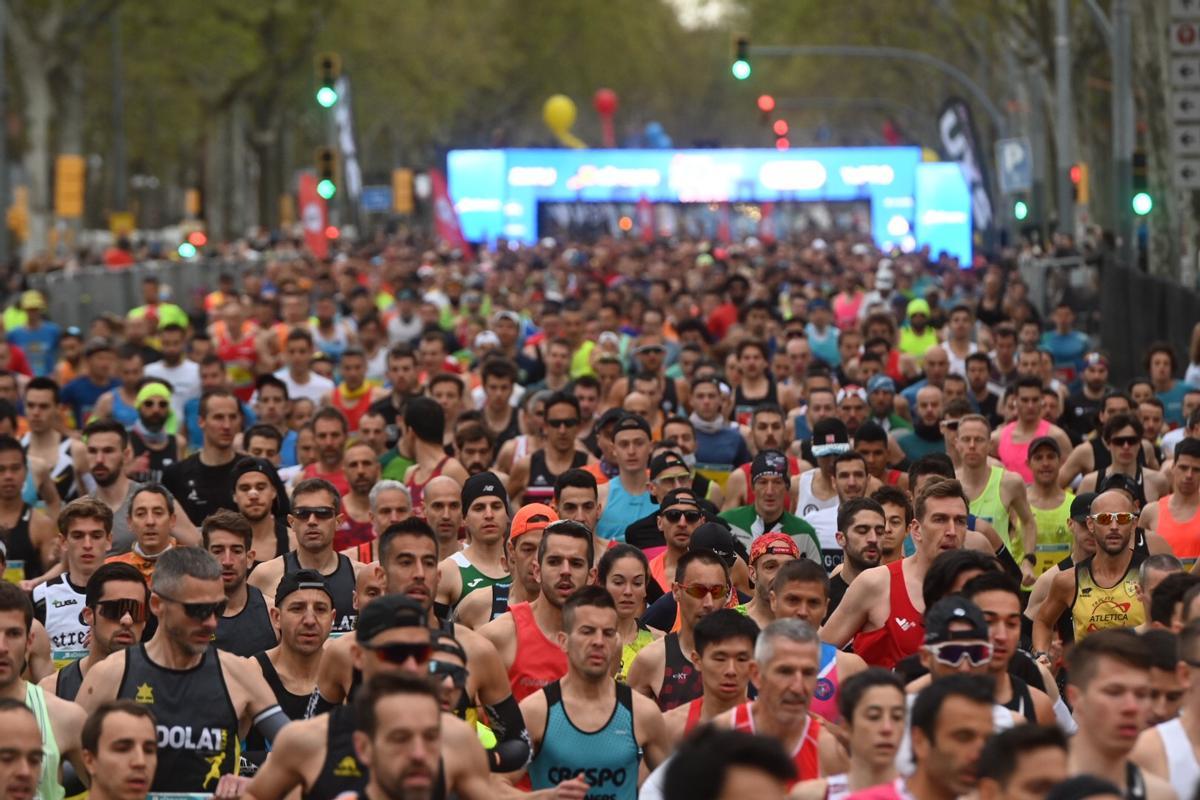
left=429, top=660, right=469, bottom=688
left=361, top=641, right=432, bottom=665
left=95, top=598, right=147, bottom=623
left=292, top=506, right=337, bottom=521
left=662, top=509, right=703, bottom=524
left=677, top=583, right=729, bottom=601
left=1091, top=511, right=1136, bottom=526
left=156, top=593, right=227, bottom=621
left=928, top=641, right=992, bottom=668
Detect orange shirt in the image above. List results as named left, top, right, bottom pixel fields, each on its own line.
left=105, top=545, right=173, bottom=584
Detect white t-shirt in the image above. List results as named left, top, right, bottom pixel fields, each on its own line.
left=144, top=359, right=201, bottom=419
left=273, top=368, right=335, bottom=405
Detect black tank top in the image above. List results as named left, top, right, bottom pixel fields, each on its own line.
left=283, top=551, right=357, bottom=633
left=526, top=450, right=588, bottom=503
left=733, top=376, right=777, bottom=413
left=56, top=658, right=84, bottom=702
left=118, top=644, right=239, bottom=793
left=1002, top=675, right=1035, bottom=719
left=4, top=504, right=41, bottom=579
left=662, top=378, right=680, bottom=415
left=214, top=586, right=278, bottom=657
left=308, top=705, right=367, bottom=799
left=251, top=519, right=294, bottom=571
left=491, top=583, right=512, bottom=622
left=243, top=652, right=314, bottom=769
left=129, top=433, right=179, bottom=484
left=1095, top=464, right=1147, bottom=507
left=658, top=633, right=703, bottom=712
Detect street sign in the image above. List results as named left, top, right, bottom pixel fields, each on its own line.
left=1175, top=125, right=1200, bottom=155
left=1174, top=57, right=1200, bottom=87
left=994, top=137, right=1032, bottom=194
left=360, top=185, right=392, bottom=212
left=1174, top=158, right=1200, bottom=189
left=1175, top=89, right=1200, bottom=121
left=1174, top=21, right=1200, bottom=53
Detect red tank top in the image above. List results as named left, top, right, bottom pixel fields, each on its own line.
left=684, top=696, right=705, bottom=735
left=334, top=515, right=374, bottom=553
left=731, top=702, right=821, bottom=786
left=886, top=469, right=903, bottom=486
left=885, top=349, right=904, bottom=383
left=301, top=463, right=350, bottom=496
left=507, top=602, right=568, bottom=701
left=851, top=559, right=925, bottom=669
left=1157, top=494, right=1200, bottom=563
left=331, top=385, right=373, bottom=431
left=214, top=328, right=258, bottom=402
left=406, top=456, right=449, bottom=516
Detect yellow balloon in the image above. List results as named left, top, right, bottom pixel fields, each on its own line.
left=543, top=95, right=577, bottom=135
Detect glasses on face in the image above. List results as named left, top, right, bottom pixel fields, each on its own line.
left=362, top=641, right=432, bottom=665
left=1110, top=435, right=1140, bottom=448
left=1091, top=511, right=1136, bottom=526
left=928, top=641, right=992, bottom=667
left=292, top=506, right=337, bottom=521
left=678, top=583, right=729, bottom=601
left=156, top=593, right=227, bottom=621
left=141, top=401, right=169, bottom=410
left=940, top=420, right=960, bottom=431
left=95, top=598, right=147, bottom=623
left=429, top=660, right=469, bottom=688
left=662, top=509, right=703, bottom=524
left=545, top=417, right=579, bottom=429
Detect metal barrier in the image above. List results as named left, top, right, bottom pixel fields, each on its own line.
left=24, top=259, right=248, bottom=329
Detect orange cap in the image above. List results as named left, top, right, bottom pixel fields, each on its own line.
left=510, top=503, right=559, bottom=539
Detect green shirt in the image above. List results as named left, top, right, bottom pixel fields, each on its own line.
left=719, top=505, right=821, bottom=563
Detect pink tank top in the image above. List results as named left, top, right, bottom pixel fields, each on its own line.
left=812, top=641, right=841, bottom=723
left=998, top=419, right=1050, bottom=483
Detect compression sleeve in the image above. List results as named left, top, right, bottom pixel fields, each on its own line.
left=483, top=694, right=531, bottom=769
left=252, top=705, right=290, bottom=743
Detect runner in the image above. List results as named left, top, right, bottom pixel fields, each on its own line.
left=739, top=532, right=799, bottom=628
left=1133, top=618, right=1200, bottom=798
left=597, top=414, right=657, bottom=542
left=507, top=391, right=591, bottom=505
left=341, top=479, right=412, bottom=564
left=0, top=699, right=48, bottom=800
left=453, top=503, right=555, bottom=630
left=78, top=700, right=158, bottom=800
left=34, top=497, right=112, bottom=652
left=435, top=473, right=511, bottom=610
left=205, top=509, right=278, bottom=657
left=661, top=609, right=757, bottom=743
left=230, top=456, right=293, bottom=566
left=402, top=397, right=468, bottom=515
left=336, top=441, right=381, bottom=552
left=104, top=485, right=179, bottom=583
left=162, top=388, right=242, bottom=526
left=721, top=449, right=820, bottom=562
left=1139, top=438, right=1200, bottom=567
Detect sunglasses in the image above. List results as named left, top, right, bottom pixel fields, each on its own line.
left=545, top=418, right=579, bottom=429
left=1110, top=435, right=1140, bottom=448
left=361, top=641, right=432, bottom=665
left=96, top=598, right=147, bottom=623
left=1091, top=511, right=1136, bottom=526
left=429, top=660, right=469, bottom=688
left=140, top=400, right=170, bottom=410
left=292, top=506, right=337, bottom=521
left=663, top=509, right=703, bottom=524
left=677, top=583, right=729, bottom=601
left=157, top=593, right=227, bottom=621
left=928, top=641, right=993, bottom=667
left=940, top=420, right=960, bottom=431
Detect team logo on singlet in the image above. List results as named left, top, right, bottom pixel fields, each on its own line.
left=814, top=677, right=835, bottom=701
left=334, top=756, right=363, bottom=777
left=802, top=503, right=820, bottom=516
left=135, top=683, right=155, bottom=704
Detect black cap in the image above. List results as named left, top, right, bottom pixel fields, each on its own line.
left=232, top=456, right=275, bottom=482
left=274, top=568, right=334, bottom=607
left=461, top=471, right=509, bottom=513
left=689, top=522, right=738, bottom=567
left=650, top=452, right=690, bottom=479
left=1098, top=473, right=1141, bottom=504
left=596, top=407, right=627, bottom=433
left=1070, top=492, right=1097, bottom=522
left=924, top=596, right=989, bottom=644
left=1026, top=436, right=1060, bottom=459
left=750, top=449, right=790, bottom=483
left=613, top=413, right=651, bottom=439
left=659, top=488, right=700, bottom=510
left=357, top=594, right=427, bottom=642
left=811, top=417, right=851, bottom=456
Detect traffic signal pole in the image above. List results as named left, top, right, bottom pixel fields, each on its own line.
left=1055, top=0, right=1076, bottom=235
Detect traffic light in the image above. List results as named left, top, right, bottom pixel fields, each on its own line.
left=315, top=52, right=341, bottom=108
left=1132, top=150, right=1152, bottom=215
left=1070, top=163, right=1090, bottom=205
left=1013, top=198, right=1029, bottom=221
left=773, top=119, right=789, bottom=137
left=316, top=147, right=338, bottom=200
left=732, top=35, right=751, bottom=80
left=757, top=94, right=774, bottom=125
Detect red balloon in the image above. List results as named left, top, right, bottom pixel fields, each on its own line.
left=593, top=88, right=619, bottom=117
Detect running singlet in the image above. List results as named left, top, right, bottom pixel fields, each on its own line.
left=1096, top=464, right=1148, bottom=508
left=852, top=560, right=925, bottom=669
left=449, top=550, right=509, bottom=605
left=334, top=514, right=375, bottom=553
left=528, top=681, right=641, bottom=800
left=508, top=602, right=568, bottom=701
left=1030, top=493, right=1075, bottom=576
left=1155, top=717, right=1200, bottom=800
left=26, top=682, right=63, bottom=800
left=997, top=419, right=1050, bottom=483
left=525, top=450, right=588, bottom=503
left=657, top=633, right=703, bottom=712
left=618, top=627, right=656, bottom=682
left=55, top=659, right=84, bottom=702
left=19, top=434, right=76, bottom=502
left=1154, top=494, right=1200, bottom=567
left=283, top=551, right=358, bottom=633
left=596, top=477, right=656, bottom=543
left=118, top=644, right=240, bottom=793
left=215, top=328, right=258, bottom=402
left=214, top=585, right=278, bottom=657
left=969, top=465, right=1013, bottom=557
left=1071, top=551, right=1147, bottom=640
left=731, top=702, right=821, bottom=787
left=32, top=573, right=88, bottom=650
left=407, top=456, right=449, bottom=516
left=4, top=504, right=42, bottom=579
left=307, top=705, right=367, bottom=799
left=331, top=385, right=373, bottom=432
left=795, top=470, right=838, bottom=518
left=244, top=652, right=313, bottom=768
left=812, top=641, right=841, bottom=723
left=733, top=378, right=778, bottom=426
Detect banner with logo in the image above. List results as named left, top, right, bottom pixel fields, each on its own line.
left=297, top=173, right=329, bottom=260
left=937, top=97, right=993, bottom=232
left=428, top=168, right=469, bottom=250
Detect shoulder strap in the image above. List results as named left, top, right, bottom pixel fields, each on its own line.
left=1126, top=761, right=1146, bottom=800
left=543, top=680, right=562, bottom=707
left=616, top=680, right=634, bottom=713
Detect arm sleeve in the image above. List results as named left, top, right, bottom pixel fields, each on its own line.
left=483, top=694, right=531, bottom=770
left=252, top=705, right=290, bottom=744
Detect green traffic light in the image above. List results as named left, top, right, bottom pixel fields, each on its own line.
left=1013, top=200, right=1028, bottom=221
left=317, top=179, right=337, bottom=200
left=316, top=86, right=339, bottom=108
left=1132, top=192, right=1153, bottom=216
left=731, top=60, right=751, bottom=80
left=177, top=242, right=197, bottom=259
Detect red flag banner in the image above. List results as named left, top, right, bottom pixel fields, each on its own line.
left=758, top=201, right=776, bottom=244
left=298, top=173, right=329, bottom=260
left=637, top=195, right=654, bottom=243
left=429, top=168, right=469, bottom=250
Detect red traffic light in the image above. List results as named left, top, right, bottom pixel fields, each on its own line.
left=325, top=225, right=340, bottom=240
left=775, top=137, right=790, bottom=151
left=773, top=119, right=789, bottom=136
left=186, top=231, right=207, bottom=247
left=1069, top=164, right=1082, bottom=184
left=757, top=94, right=775, bottom=113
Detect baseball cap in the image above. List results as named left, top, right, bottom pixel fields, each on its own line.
left=837, top=385, right=867, bottom=404
left=907, top=298, right=931, bottom=318
left=84, top=337, right=114, bottom=357
left=811, top=418, right=851, bottom=457
left=596, top=408, right=627, bottom=434
left=650, top=452, right=690, bottom=480
left=689, top=522, right=738, bottom=567
left=867, top=374, right=896, bottom=395
left=1026, top=436, right=1060, bottom=459
left=924, top=596, right=989, bottom=645
left=492, top=310, right=521, bottom=326
left=1070, top=492, right=1097, bottom=522
left=1082, top=352, right=1109, bottom=369
left=1098, top=473, right=1141, bottom=503
left=19, top=290, right=46, bottom=311
left=356, top=594, right=427, bottom=642
left=749, top=532, right=800, bottom=564
left=750, top=449, right=791, bottom=484
left=473, top=330, right=501, bottom=349
left=510, top=503, right=558, bottom=539
left=274, top=568, right=334, bottom=607
left=659, top=488, right=700, bottom=511
left=875, top=270, right=895, bottom=290
left=612, top=414, right=651, bottom=439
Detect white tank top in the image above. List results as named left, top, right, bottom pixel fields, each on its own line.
left=796, top=469, right=839, bottom=517
left=1158, top=717, right=1200, bottom=800
left=825, top=773, right=851, bottom=800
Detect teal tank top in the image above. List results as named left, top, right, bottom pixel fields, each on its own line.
left=26, top=682, right=63, bottom=800
left=529, top=681, right=641, bottom=800
left=596, top=477, right=655, bottom=543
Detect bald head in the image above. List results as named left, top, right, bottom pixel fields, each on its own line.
left=915, top=385, right=944, bottom=426
left=1092, top=488, right=1136, bottom=514
left=424, top=476, right=461, bottom=504
left=923, top=347, right=949, bottom=383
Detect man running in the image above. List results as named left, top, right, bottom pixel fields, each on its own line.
left=454, top=503, right=555, bottom=630
left=1025, top=436, right=1076, bottom=580
left=507, top=391, right=591, bottom=505
left=231, top=456, right=293, bottom=566
left=1140, top=438, right=1200, bottom=568
left=78, top=700, right=158, bottom=800
left=205, top=509, right=278, bottom=657
left=340, top=479, right=412, bottom=564
left=739, top=533, right=799, bottom=628
left=435, top=473, right=512, bottom=611
left=662, top=609, right=758, bottom=743
left=1133, top=617, right=1200, bottom=798
left=34, top=497, right=112, bottom=653
left=721, top=450, right=820, bottom=562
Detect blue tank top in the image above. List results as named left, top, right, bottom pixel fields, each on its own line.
left=529, top=681, right=641, bottom=800
left=111, top=390, right=138, bottom=427
left=596, top=477, right=656, bottom=543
